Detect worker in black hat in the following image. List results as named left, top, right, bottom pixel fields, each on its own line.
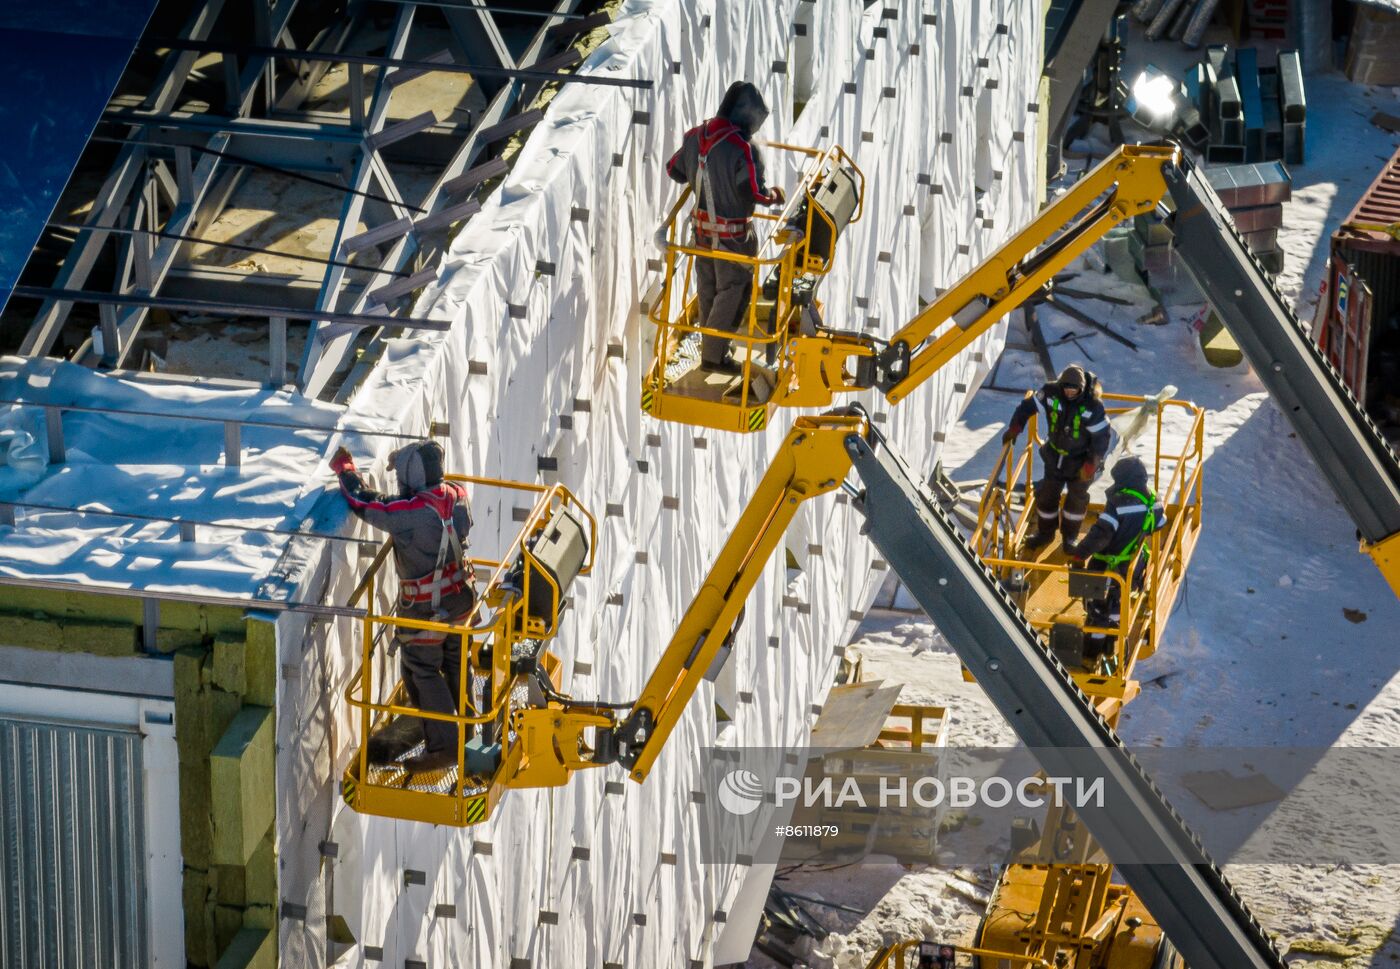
left=666, top=81, right=786, bottom=372
left=1001, top=364, right=1111, bottom=549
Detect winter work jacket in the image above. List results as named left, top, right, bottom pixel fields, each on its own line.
left=666, top=82, right=780, bottom=237
left=1007, top=376, right=1111, bottom=467
left=338, top=445, right=473, bottom=610
left=1070, top=478, right=1167, bottom=568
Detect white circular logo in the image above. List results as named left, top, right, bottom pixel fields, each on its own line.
left=717, top=769, right=765, bottom=816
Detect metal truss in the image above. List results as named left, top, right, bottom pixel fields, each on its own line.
left=10, top=0, right=634, bottom=399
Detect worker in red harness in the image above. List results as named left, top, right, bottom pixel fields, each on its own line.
left=666, top=81, right=786, bottom=372
left=331, top=441, right=475, bottom=773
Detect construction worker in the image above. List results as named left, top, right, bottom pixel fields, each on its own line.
left=331, top=441, right=475, bottom=773
left=666, top=80, right=786, bottom=372
left=1064, top=455, right=1166, bottom=657
left=1001, top=364, right=1111, bottom=548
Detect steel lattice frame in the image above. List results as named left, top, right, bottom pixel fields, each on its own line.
left=11, top=0, right=600, bottom=399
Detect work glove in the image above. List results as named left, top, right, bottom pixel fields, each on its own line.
left=767, top=185, right=787, bottom=207
left=330, top=447, right=356, bottom=475
left=1078, top=458, right=1098, bottom=481
left=1000, top=427, right=1019, bottom=446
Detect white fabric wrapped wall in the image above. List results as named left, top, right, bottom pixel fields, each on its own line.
left=275, top=1, right=1043, bottom=965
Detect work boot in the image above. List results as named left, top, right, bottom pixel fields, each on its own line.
left=701, top=353, right=745, bottom=375
left=402, top=748, right=457, bottom=775
left=1022, top=528, right=1055, bottom=551
left=1060, top=528, right=1080, bottom=547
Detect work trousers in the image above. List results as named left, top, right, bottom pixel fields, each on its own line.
left=1032, top=446, right=1093, bottom=539
left=695, top=229, right=758, bottom=365
left=397, top=584, right=476, bottom=753
left=1082, top=557, right=1146, bottom=657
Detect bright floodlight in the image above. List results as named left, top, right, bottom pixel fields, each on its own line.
left=1131, top=70, right=1178, bottom=128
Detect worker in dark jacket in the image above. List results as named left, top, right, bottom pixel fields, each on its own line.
left=666, top=81, right=786, bottom=371
left=331, top=441, right=475, bottom=773
left=1064, top=455, right=1166, bottom=657
left=1001, top=364, right=1111, bottom=548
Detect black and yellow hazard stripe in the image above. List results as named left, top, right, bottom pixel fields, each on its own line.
left=747, top=407, right=766, bottom=432
left=641, top=384, right=655, bottom=413
left=463, top=794, right=489, bottom=825
left=341, top=774, right=357, bottom=807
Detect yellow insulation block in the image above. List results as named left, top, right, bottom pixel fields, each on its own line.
left=211, top=706, right=274, bottom=867
left=213, top=634, right=247, bottom=696
left=215, top=927, right=275, bottom=969
left=243, top=620, right=277, bottom=707
left=1199, top=312, right=1243, bottom=368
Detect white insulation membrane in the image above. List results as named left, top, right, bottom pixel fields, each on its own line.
left=276, top=2, right=1043, bottom=965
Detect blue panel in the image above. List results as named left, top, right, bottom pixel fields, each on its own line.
left=0, top=0, right=158, bottom=312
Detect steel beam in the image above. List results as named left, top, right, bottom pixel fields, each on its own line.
left=104, top=134, right=232, bottom=366
left=9, top=286, right=448, bottom=331
left=159, top=266, right=360, bottom=311
left=297, top=6, right=421, bottom=398
left=441, top=0, right=516, bottom=101
left=1165, top=158, right=1400, bottom=541
left=47, top=220, right=405, bottom=277
left=139, top=37, right=653, bottom=88
left=370, top=0, right=586, bottom=16
left=102, top=109, right=365, bottom=144
left=18, top=147, right=148, bottom=356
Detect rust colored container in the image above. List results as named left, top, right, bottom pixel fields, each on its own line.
left=1319, top=145, right=1400, bottom=437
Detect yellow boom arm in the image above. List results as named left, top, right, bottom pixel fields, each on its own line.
left=610, top=413, right=865, bottom=781
left=858, top=144, right=1178, bottom=401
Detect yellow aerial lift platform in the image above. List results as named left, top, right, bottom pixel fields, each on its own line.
left=961, top=402, right=1198, bottom=969
left=340, top=474, right=603, bottom=827
left=855, top=393, right=1200, bottom=969
left=644, top=143, right=1169, bottom=435
left=967, top=392, right=1204, bottom=717
left=644, top=142, right=865, bottom=433
left=339, top=414, right=863, bottom=828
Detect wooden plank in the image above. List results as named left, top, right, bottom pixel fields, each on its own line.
left=809, top=680, right=903, bottom=750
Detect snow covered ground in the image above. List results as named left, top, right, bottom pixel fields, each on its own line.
left=759, top=32, right=1400, bottom=969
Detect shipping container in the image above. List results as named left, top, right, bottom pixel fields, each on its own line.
left=1318, top=145, right=1400, bottom=445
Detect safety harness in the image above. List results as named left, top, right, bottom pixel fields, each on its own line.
left=399, top=485, right=473, bottom=613
left=1091, top=487, right=1158, bottom=568
left=693, top=120, right=753, bottom=242
left=1045, top=395, right=1088, bottom=455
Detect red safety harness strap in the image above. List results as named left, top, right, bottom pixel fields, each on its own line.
left=693, top=120, right=754, bottom=243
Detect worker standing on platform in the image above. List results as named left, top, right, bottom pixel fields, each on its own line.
left=1064, top=455, right=1166, bottom=656
left=1001, top=364, right=1111, bottom=548
left=331, top=441, right=475, bottom=773
left=666, top=80, right=786, bottom=373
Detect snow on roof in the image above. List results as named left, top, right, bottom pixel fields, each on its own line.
left=0, top=355, right=357, bottom=603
